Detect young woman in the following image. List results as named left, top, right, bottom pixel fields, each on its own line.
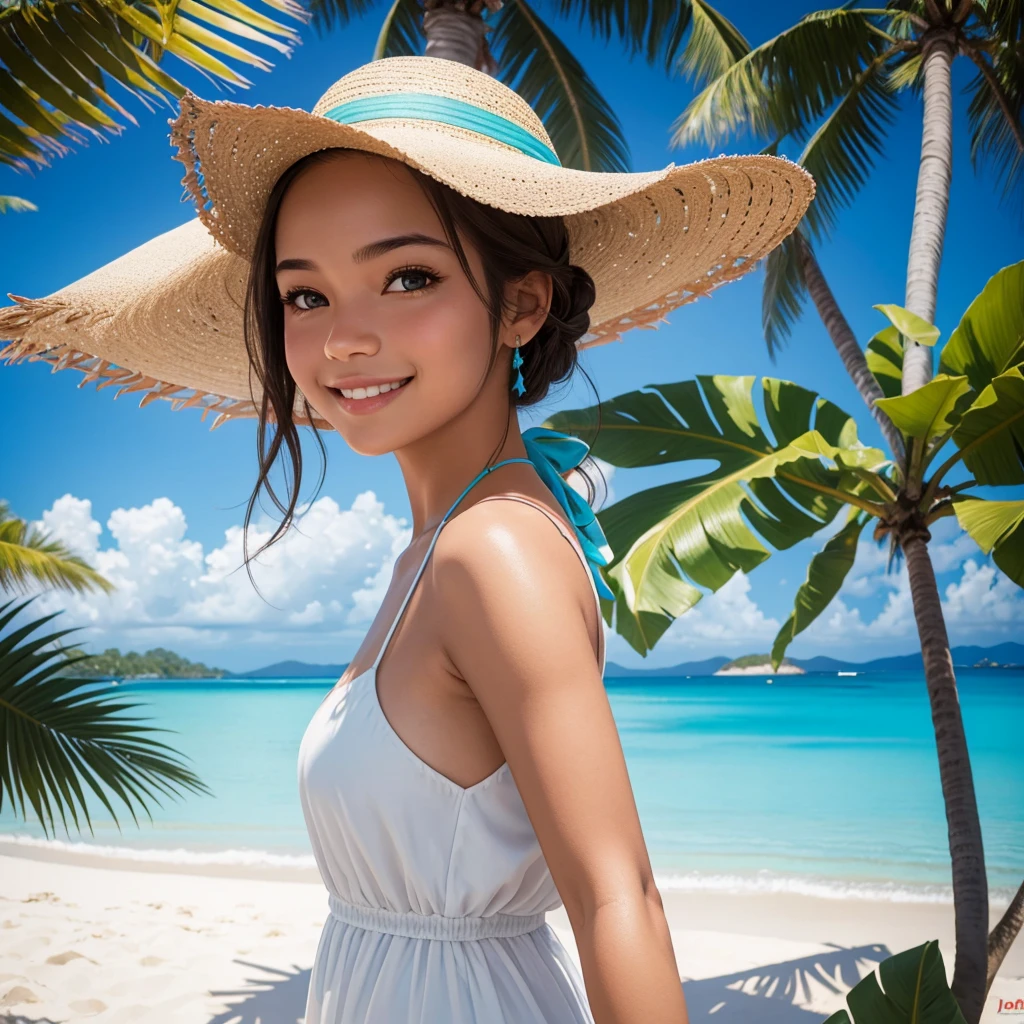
left=0, top=55, right=812, bottom=1024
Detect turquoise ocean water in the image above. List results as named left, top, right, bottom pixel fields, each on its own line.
left=2, top=670, right=1020, bottom=903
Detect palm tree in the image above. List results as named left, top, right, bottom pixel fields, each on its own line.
left=308, top=0, right=743, bottom=172
left=672, top=0, right=1023, bottom=439
left=551, top=261, right=1024, bottom=1024
left=0, top=503, right=208, bottom=836
left=0, top=0, right=306, bottom=202
left=668, top=8, right=1023, bottom=1020
left=0, top=499, right=114, bottom=595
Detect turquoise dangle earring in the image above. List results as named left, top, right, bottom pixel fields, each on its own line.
left=511, top=335, right=526, bottom=398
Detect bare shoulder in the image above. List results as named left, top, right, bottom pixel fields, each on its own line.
left=430, top=492, right=591, bottom=609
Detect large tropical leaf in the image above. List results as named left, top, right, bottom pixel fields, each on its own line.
left=950, top=365, right=1024, bottom=486
left=761, top=230, right=807, bottom=357
left=546, top=376, right=886, bottom=654
left=866, top=325, right=904, bottom=399
left=940, top=260, right=1024, bottom=391
left=873, top=302, right=941, bottom=348
left=954, top=497, right=1024, bottom=587
left=0, top=0, right=304, bottom=168
left=771, top=512, right=866, bottom=669
left=875, top=374, right=974, bottom=442
left=0, top=500, right=114, bottom=596
left=491, top=0, right=629, bottom=171
left=0, top=597, right=209, bottom=837
left=824, top=940, right=966, bottom=1024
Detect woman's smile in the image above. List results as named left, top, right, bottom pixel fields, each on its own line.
left=326, top=374, right=414, bottom=415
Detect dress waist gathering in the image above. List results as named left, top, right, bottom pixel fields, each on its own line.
left=327, top=893, right=548, bottom=941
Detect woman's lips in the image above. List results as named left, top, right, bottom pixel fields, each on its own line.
left=327, top=377, right=412, bottom=416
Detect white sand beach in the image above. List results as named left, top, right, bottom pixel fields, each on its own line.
left=1, top=847, right=1021, bottom=1023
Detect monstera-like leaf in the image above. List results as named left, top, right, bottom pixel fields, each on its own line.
left=824, top=940, right=966, bottom=1024
left=954, top=497, right=1024, bottom=587
left=950, top=366, right=1024, bottom=486
left=546, top=376, right=886, bottom=654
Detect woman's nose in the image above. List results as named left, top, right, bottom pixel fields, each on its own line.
left=323, top=318, right=380, bottom=361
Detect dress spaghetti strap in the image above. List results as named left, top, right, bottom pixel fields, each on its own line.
left=371, top=457, right=605, bottom=677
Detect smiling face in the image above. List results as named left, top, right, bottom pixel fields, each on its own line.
left=274, top=151, right=507, bottom=457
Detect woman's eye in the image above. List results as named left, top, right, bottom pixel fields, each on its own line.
left=283, top=289, right=328, bottom=311
left=384, top=270, right=435, bottom=294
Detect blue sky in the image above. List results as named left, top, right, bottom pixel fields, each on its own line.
left=2, top=1, right=1021, bottom=672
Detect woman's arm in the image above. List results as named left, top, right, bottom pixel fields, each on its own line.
left=433, top=498, right=689, bottom=1024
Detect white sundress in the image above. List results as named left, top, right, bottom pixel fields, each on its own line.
left=297, top=479, right=606, bottom=1023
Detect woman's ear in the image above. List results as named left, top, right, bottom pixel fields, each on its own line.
left=503, top=270, right=553, bottom=346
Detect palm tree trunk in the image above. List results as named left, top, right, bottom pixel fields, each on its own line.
left=902, top=35, right=954, bottom=395
left=988, top=878, right=1024, bottom=993
left=423, top=6, right=489, bottom=69
left=797, top=234, right=905, bottom=460
left=903, top=532, right=988, bottom=1024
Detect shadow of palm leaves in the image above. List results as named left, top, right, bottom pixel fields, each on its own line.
left=201, top=943, right=889, bottom=1023
left=208, top=960, right=311, bottom=1024
left=681, top=943, right=891, bottom=1022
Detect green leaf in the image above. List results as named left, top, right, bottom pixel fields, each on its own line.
left=940, top=260, right=1024, bottom=391
left=672, top=9, right=886, bottom=147
left=951, top=366, right=1024, bottom=485
left=546, top=377, right=885, bottom=654
left=492, top=0, right=630, bottom=172
left=0, top=194, right=36, bottom=213
left=761, top=228, right=807, bottom=356
left=373, top=0, right=422, bottom=60
left=771, top=513, right=865, bottom=670
left=874, top=374, right=974, bottom=441
left=675, top=0, right=749, bottom=85
left=873, top=304, right=941, bottom=347
left=866, top=325, right=904, bottom=399
left=824, top=940, right=967, bottom=1024
left=954, top=497, right=1024, bottom=587
left=0, top=597, right=210, bottom=838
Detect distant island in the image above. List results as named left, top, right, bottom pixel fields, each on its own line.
left=68, top=647, right=229, bottom=680
left=70, top=641, right=1024, bottom=681
left=714, top=655, right=804, bottom=676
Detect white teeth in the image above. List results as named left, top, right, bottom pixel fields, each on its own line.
left=338, top=378, right=409, bottom=400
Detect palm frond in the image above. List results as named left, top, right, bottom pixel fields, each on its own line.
left=0, top=193, right=35, bottom=211
left=553, top=0, right=695, bottom=71
left=308, top=0, right=381, bottom=33
left=0, top=0, right=305, bottom=169
left=0, top=596, right=209, bottom=838
left=675, top=0, right=749, bottom=87
left=964, top=39, right=1024, bottom=205
left=373, top=0, right=422, bottom=59
left=0, top=501, right=114, bottom=596
left=796, top=48, right=899, bottom=240
left=762, top=230, right=809, bottom=357
left=492, top=0, right=629, bottom=172
left=673, top=8, right=888, bottom=148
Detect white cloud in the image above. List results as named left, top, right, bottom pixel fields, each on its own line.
left=659, top=572, right=780, bottom=648
left=27, top=491, right=410, bottom=653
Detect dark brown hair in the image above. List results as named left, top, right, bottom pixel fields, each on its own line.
left=241, top=149, right=603, bottom=585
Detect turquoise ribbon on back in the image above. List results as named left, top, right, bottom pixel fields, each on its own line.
left=521, top=426, right=614, bottom=602
left=323, top=93, right=562, bottom=167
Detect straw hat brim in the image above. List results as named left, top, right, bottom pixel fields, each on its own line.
left=172, top=92, right=814, bottom=344
left=1, top=81, right=814, bottom=430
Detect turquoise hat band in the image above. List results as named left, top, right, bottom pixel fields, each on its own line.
left=322, top=93, right=562, bottom=168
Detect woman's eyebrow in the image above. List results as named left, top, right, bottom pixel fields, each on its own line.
left=352, top=234, right=450, bottom=263
left=276, top=258, right=317, bottom=273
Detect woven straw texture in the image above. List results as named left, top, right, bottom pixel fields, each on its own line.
left=1, top=56, right=814, bottom=428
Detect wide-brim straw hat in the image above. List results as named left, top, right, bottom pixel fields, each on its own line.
left=0, top=56, right=814, bottom=430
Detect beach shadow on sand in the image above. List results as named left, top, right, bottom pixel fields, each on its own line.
left=203, top=943, right=889, bottom=1023
left=208, top=960, right=311, bottom=1024
left=682, top=942, right=891, bottom=1021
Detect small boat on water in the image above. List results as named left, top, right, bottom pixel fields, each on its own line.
left=838, top=671, right=858, bottom=677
